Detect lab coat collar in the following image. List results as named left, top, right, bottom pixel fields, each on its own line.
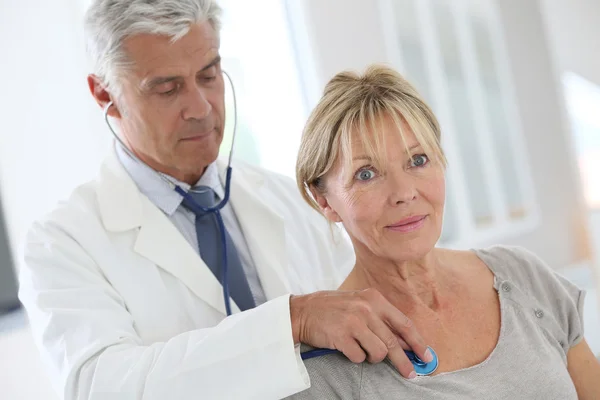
left=96, top=145, right=290, bottom=313
left=97, top=144, right=144, bottom=232
left=97, top=145, right=238, bottom=232
left=114, top=143, right=225, bottom=217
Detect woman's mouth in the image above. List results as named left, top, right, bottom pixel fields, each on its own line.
left=386, top=215, right=428, bottom=233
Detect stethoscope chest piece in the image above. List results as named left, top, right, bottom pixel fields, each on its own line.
left=406, top=347, right=438, bottom=376
left=301, top=346, right=439, bottom=377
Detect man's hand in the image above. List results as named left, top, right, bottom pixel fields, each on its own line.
left=290, top=289, right=432, bottom=379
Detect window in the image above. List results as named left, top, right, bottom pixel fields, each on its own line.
left=563, top=72, right=600, bottom=209
left=219, top=0, right=307, bottom=178
left=379, top=0, right=539, bottom=247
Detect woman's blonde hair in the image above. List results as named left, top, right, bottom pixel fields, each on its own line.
left=296, top=64, right=447, bottom=213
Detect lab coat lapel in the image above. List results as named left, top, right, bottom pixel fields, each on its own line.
left=96, top=147, right=239, bottom=316
left=133, top=198, right=241, bottom=315
left=217, top=159, right=292, bottom=299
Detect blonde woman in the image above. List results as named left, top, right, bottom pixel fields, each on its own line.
left=289, top=65, right=600, bottom=399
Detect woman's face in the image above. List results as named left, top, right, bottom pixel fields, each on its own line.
left=315, top=114, right=446, bottom=262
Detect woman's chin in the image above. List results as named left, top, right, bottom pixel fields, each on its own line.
left=387, top=236, right=439, bottom=261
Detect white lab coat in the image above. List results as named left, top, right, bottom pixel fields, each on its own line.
left=19, top=146, right=355, bottom=400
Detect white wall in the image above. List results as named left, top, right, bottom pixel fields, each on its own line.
left=489, top=0, right=589, bottom=267
left=295, top=0, right=390, bottom=94
left=538, top=0, right=600, bottom=324
left=540, top=0, right=600, bottom=87
left=0, top=0, right=110, bottom=270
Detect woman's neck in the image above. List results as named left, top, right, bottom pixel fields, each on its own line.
left=340, top=248, right=455, bottom=311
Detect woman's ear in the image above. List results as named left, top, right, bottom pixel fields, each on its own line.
left=87, top=74, right=122, bottom=119
left=310, top=185, right=342, bottom=223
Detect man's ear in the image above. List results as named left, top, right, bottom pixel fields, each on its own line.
left=310, top=186, right=342, bottom=223
left=87, top=74, right=122, bottom=119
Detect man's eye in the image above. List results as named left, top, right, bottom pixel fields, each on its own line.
left=199, top=65, right=218, bottom=83
left=158, top=84, right=179, bottom=96
left=410, top=154, right=430, bottom=168
left=355, top=168, right=376, bottom=181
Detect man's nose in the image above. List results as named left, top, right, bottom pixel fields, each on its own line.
left=182, top=87, right=212, bottom=120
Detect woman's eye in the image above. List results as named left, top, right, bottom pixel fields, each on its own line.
left=410, top=154, right=429, bottom=168
left=355, top=168, right=376, bottom=181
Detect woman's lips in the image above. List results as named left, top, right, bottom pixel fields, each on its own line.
left=387, top=215, right=428, bottom=233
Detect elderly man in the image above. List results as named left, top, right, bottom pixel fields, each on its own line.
left=18, top=1, right=430, bottom=399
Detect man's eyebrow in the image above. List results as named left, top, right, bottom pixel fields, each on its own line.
left=143, top=76, right=181, bottom=90
left=201, top=55, right=221, bottom=72
left=143, top=56, right=222, bottom=90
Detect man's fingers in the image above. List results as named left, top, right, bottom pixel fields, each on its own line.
left=364, top=315, right=417, bottom=379
left=366, top=316, right=404, bottom=362
left=338, top=338, right=367, bottom=364
left=297, top=289, right=433, bottom=379
left=384, top=307, right=431, bottom=363
left=397, top=337, right=411, bottom=351
left=352, top=325, right=388, bottom=364
left=387, top=344, right=417, bottom=379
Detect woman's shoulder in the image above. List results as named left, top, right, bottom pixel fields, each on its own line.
left=472, top=245, right=549, bottom=282
left=471, top=245, right=571, bottom=292
left=472, top=245, right=586, bottom=348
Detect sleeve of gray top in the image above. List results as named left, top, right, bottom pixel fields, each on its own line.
left=494, top=245, right=586, bottom=348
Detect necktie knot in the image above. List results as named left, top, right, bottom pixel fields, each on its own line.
left=181, top=186, right=219, bottom=215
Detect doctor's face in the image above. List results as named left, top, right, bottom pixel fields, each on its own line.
left=316, top=115, right=446, bottom=262
left=110, top=22, right=225, bottom=185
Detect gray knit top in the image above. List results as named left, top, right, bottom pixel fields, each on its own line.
left=287, top=246, right=585, bottom=400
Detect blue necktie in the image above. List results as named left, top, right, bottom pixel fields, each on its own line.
left=180, top=186, right=256, bottom=312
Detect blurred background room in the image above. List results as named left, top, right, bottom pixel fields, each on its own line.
left=0, top=0, right=599, bottom=398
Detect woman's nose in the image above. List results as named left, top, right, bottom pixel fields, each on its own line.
left=389, top=170, right=417, bottom=205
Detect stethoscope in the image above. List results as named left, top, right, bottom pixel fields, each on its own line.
left=301, top=347, right=438, bottom=376
left=103, top=70, right=439, bottom=375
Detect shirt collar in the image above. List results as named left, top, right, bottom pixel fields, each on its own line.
left=115, top=143, right=224, bottom=216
